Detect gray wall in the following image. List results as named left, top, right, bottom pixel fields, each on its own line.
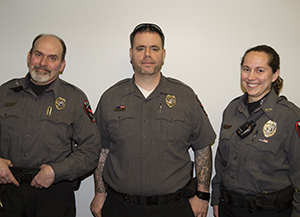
left=1, top=0, right=299, bottom=216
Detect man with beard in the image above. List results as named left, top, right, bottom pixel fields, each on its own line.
left=90, top=23, right=216, bottom=217
left=0, top=34, right=101, bottom=217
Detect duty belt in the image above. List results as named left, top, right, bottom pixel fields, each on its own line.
left=107, top=185, right=185, bottom=205
left=10, top=167, right=40, bottom=184
left=220, top=185, right=294, bottom=213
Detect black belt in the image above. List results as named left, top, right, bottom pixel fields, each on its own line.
left=10, top=167, right=40, bottom=184
left=107, top=185, right=185, bottom=205
left=220, top=185, right=294, bottom=212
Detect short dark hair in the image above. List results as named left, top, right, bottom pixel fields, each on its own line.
left=130, top=23, right=165, bottom=48
left=29, top=33, right=67, bottom=62
left=241, top=45, right=283, bottom=95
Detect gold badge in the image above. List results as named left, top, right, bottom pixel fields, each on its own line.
left=263, top=120, right=277, bottom=137
left=165, top=95, right=176, bottom=108
left=55, top=97, right=66, bottom=110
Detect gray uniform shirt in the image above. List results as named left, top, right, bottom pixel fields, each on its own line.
left=95, top=74, right=216, bottom=196
left=0, top=73, right=101, bottom=183
left=212, top=90, right=300, bottom=216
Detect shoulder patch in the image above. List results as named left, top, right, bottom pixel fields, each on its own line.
left=196, top=95, right=208, bottom=116
left=296, top=121, right=300, bottom=138
left=83, top=100, right=96, bottom=123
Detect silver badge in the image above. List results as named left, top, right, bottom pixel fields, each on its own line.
left=263, top=120, right=277, bottom=138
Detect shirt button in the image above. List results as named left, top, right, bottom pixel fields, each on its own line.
left=29, top=116, right=33, bottom=119
left=24, top=154, right=27, bottom=157
left=25, top=134, right=29, bottom=138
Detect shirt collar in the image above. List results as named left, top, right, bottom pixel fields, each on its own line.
left=122, top=73, right=174, bottom=98
left=21, top=73, right=59, bottom=95
left=238, top=89, right=278, bottom=119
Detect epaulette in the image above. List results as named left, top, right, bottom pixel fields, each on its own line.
left=59, top=79, right=87, bottom=98
left=112, top=78, right=131, bottom=87
left=10, top=86, right=23, bottom=93
left=165, top=77, right=189, bottom=88
left=106, top=78, right=131, bottom=91
left=230, top=95, right=243, bottom=103
left=1, top=78, right=22, bottom=88
left=1, top=78, right=24, bottom=93
left=277, top=95, right=287, bottom=102
left=277, top=95, right=300, bottom=117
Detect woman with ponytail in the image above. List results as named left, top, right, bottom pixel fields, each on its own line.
left=211, top=45, right=300, bottom=217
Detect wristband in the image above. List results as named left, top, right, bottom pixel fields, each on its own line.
left=195, top=190, right=210, bottom=201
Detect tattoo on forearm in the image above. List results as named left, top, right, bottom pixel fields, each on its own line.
left=195, top=146, right=212, bottom=192
left=94, top=148, right=109, bottom=194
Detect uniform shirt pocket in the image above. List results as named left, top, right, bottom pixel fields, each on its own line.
left=155, top=110, right=186, bottom=142
left=218, top=128, right=237, bottom=167
left=106, top=110, right=135, bottom=142
left=248, top=131, right=286, bottom=172
left=40, top=113, right=74, bottom=145
left=0, top=107, right=23, bottom=156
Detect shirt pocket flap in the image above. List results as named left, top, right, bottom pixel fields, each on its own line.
left=107, top=110, right=135, bottom=122
left=41, top=113, right=73, bottom=125
left=155, top=110, right=185, bottom=122
left=249, top=136, right=282, bottom=154
left=0, top=107, right=22, bottom=119
left=219, top=127, right=236, bottom=141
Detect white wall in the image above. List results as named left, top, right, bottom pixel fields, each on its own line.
left=1, top=0, right=300, bottom=216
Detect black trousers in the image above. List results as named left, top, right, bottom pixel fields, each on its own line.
left=219, top=200, right=293, bottom=217
left=102, top=190, right=195, bottom=217
left=0, top=182, right=75, bottom=217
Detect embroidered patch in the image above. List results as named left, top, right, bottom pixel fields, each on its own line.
left=296, top=121, right=300, bottom=138
left=83, top=100, right=96, bottom=123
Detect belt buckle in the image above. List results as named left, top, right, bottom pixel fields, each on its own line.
left=19, top=170, right=34, bottom=183
left=146, top=196, right=158, bottom=205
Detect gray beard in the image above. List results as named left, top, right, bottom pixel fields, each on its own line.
left=31, top=69, right=50, bottom=83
